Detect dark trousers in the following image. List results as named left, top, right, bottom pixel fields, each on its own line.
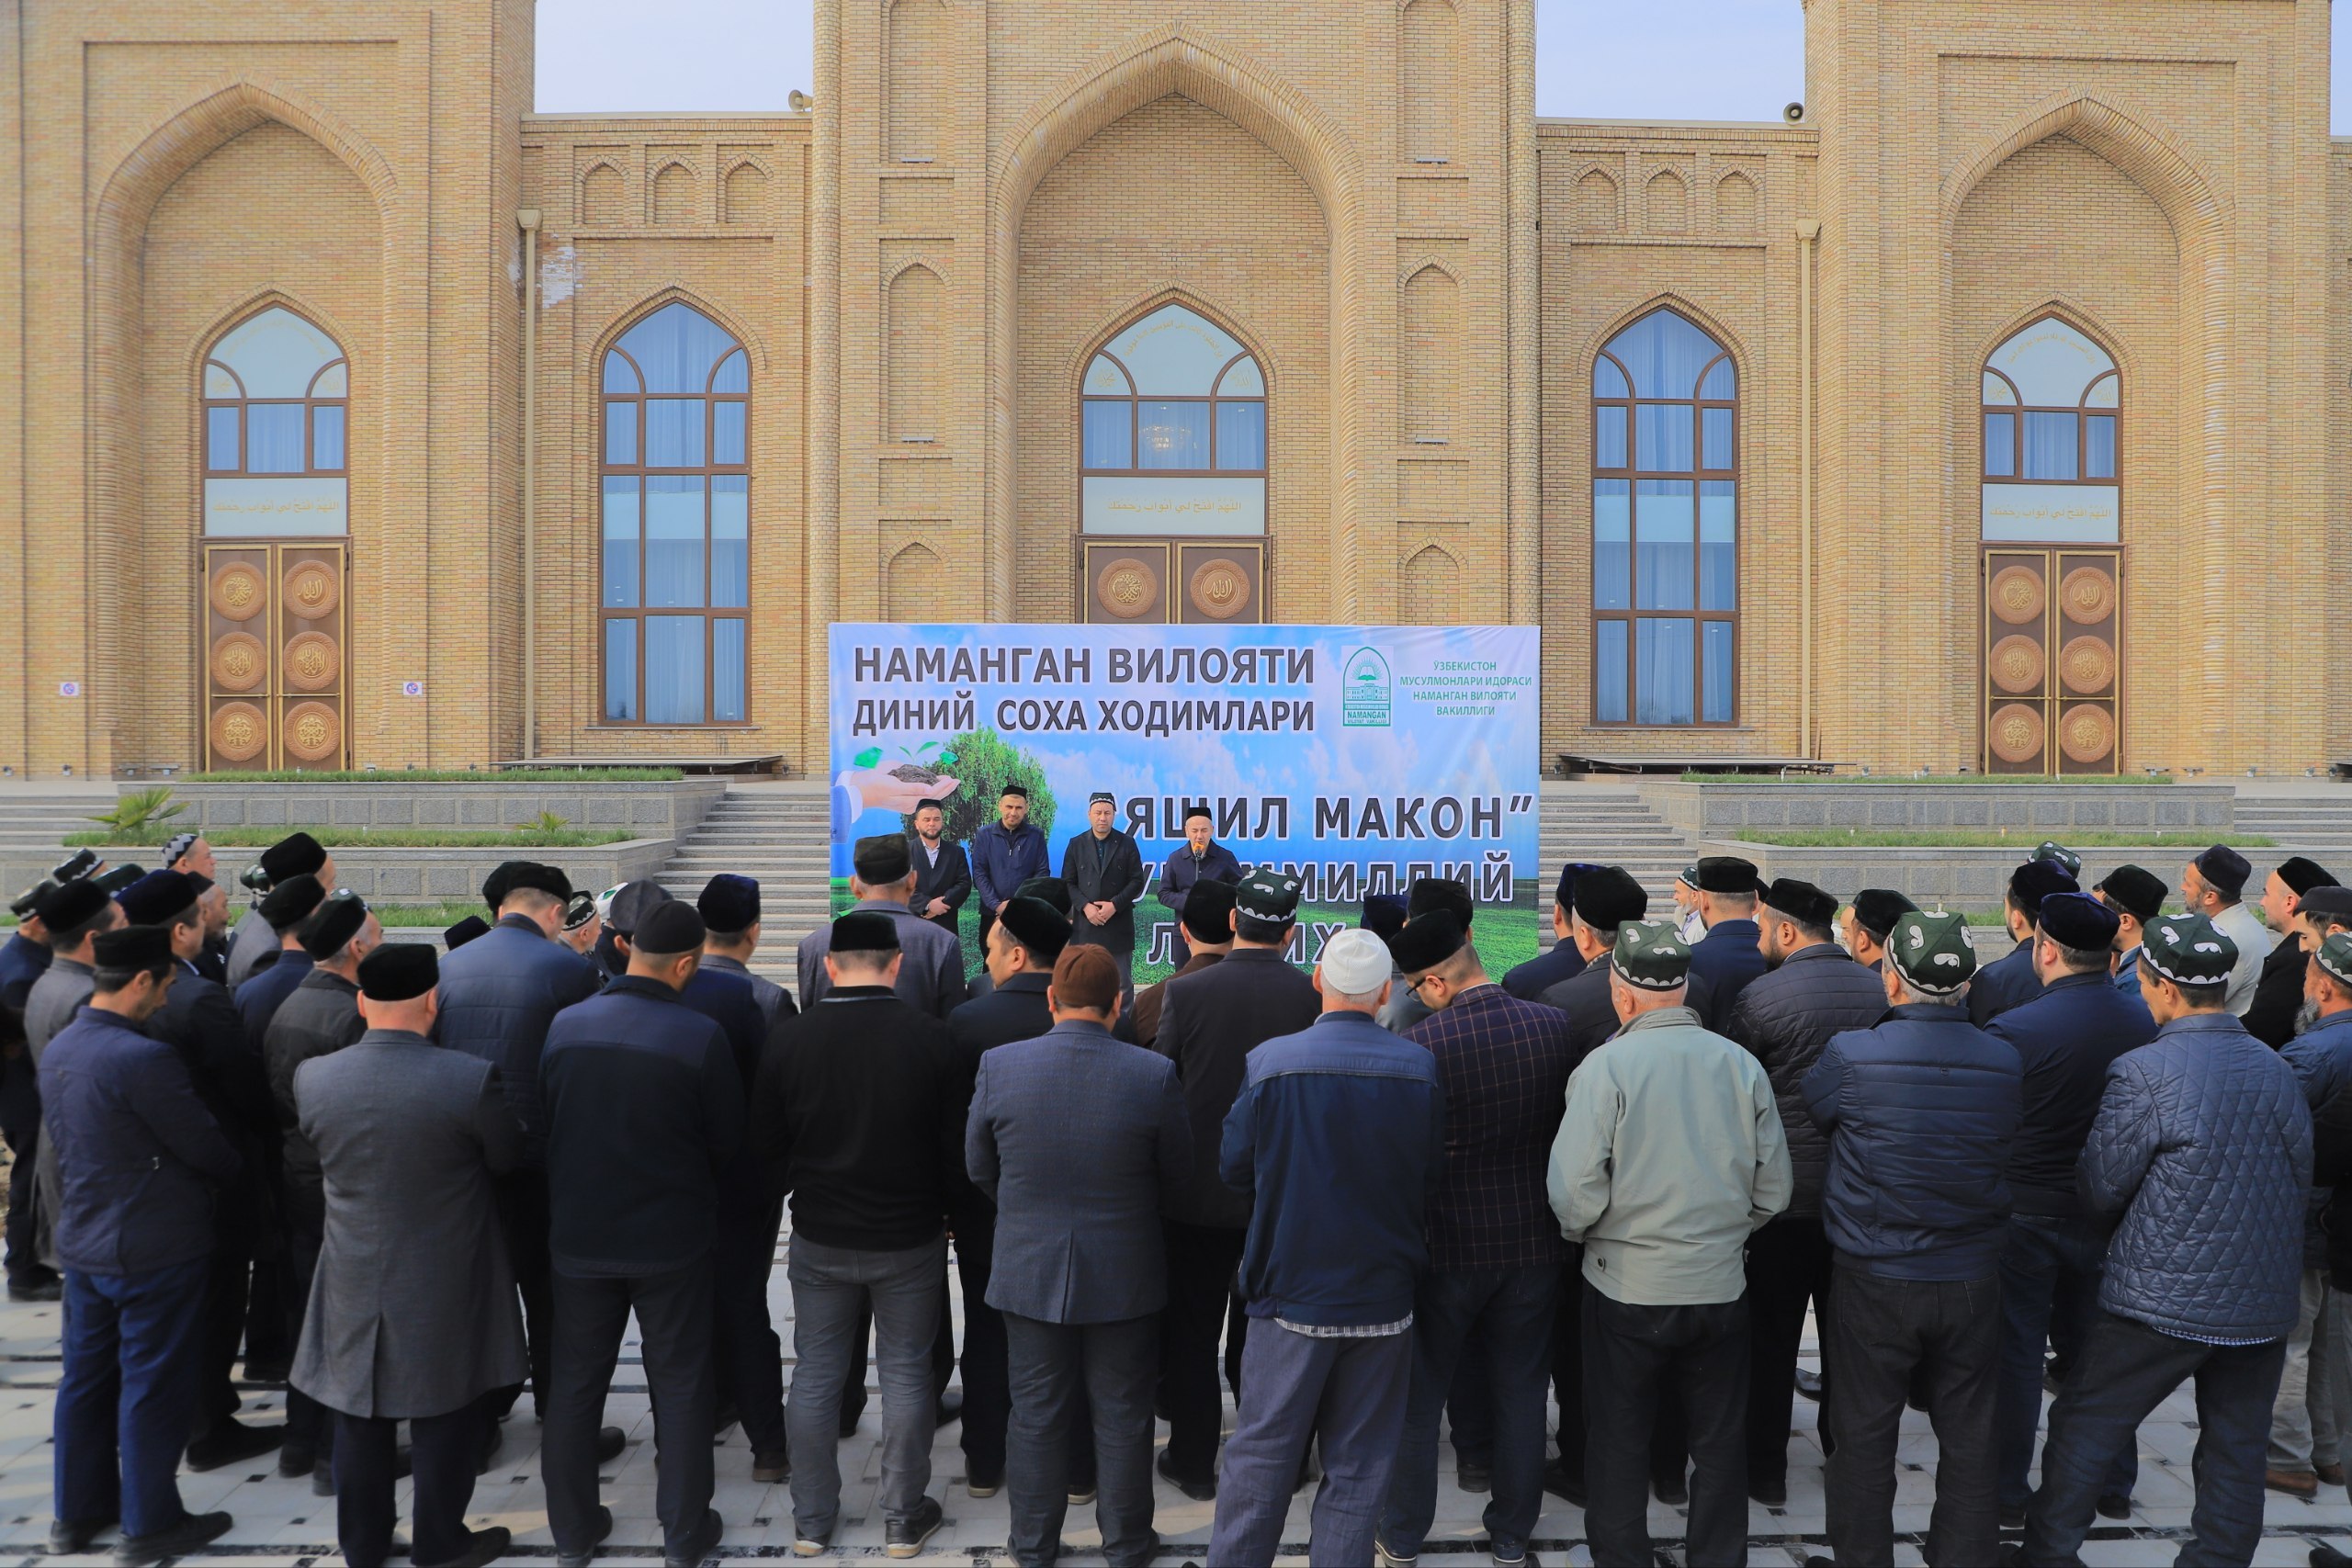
left=283, top=1187, right=333, bottom=1461
left=1553, top=1256, right=1586, bottom=1481
left=947, top=1201, right=1093, bottom=1490
left=2022, top=1310, right=2284, bottom=1568
left=243, top=1254, right=288, bottom=1367
left=1998, top=1214, right=2137, bottom=1511
left=333, top=1398, right=485, bottom=1568
left=544, top=1259, right=716, bottom=1557
left=197, top=1240, right=252, bottom=1435
left=1582, top=1289, right=1749, bottom=1568
left=1, top=1107, right=46, bottom=1285
left=1159, top=1218, right=1247, bottom=1482
left=1003, top=1313, right=1158, bottom=1568
left=1823, top=1265, right=2001, bottom=1568
left=1206, top=1322, right=1412, bottom=1568
left=55, top=1258, right=210, bottom=1539
left=1745, top=1212, right=1831, bottom=1486
left=712, top=1200, right=787, bottom=1454
left=1380, top=1264, right=1558, bottom=1556
left=492, top=1173, right=554, bottom=1419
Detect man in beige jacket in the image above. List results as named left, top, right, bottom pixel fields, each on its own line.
left=1548, top=919, right=1792, bottom=1568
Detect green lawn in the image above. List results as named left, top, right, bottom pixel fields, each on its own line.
left=179, top=767, right=684, bottom=784
left=1734, top=829, right=2272, bottom=850
left=64, top=827, right=636, bottom=850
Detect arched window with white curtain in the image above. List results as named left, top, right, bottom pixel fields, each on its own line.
left=202, top=306, right=348, bottom=535
left=1981, top=316, right=2120, bottom=540
left=1591, top=307, right=1737, bottom=725
left=1080, top=303, right=1266, bottom=536
left=600, top=301, right=750, bottom=725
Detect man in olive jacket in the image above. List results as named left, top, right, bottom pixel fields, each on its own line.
left=294, top=944, right=522, bottom=1568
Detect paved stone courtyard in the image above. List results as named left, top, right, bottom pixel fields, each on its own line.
left=2, top=1247, right=2351, bottom=1566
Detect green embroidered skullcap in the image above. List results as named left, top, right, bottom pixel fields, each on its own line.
left=2032, top=840, right=2083, bottom=877
left=1887, top=910, right=1978, bottom=995
left=2142, top=911, right=2237, bottom=988
left=2315, top=932, right=2352, bottom=991
left=1610, top=919, right=1691, bottom=991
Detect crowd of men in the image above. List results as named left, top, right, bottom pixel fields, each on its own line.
left=0, top=805, right=2347, bottom=1568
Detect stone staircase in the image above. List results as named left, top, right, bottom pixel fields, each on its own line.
left=1533, top=784, right=1700, bottom=944
left=653, top=784, right=831, bottom=984
left=0, top=794, right=120, bottom=895
left=2233, top=795, right=2352, bottom=863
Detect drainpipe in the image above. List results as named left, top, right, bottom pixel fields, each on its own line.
left=518, top=209, right=541, bottom=761
left=1795, top=218, right=1819, bottom=760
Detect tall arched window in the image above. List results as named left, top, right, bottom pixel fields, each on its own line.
left=202, top=306, right=348, bottom=535
left=1981, top=317, right=2119, bottom=525
left=1592, top=307, right=1736, bottom=725
left=1080, top=303, right=1266, bottom=536
left=601, top=301, right=750, bottom=725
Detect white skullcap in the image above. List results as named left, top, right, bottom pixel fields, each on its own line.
left=1318, top=927, right=1396, bottom=995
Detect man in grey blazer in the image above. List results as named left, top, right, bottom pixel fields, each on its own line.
left=291, top=943, right=525, bottom=1568
left=797, top=835, right=968, bottom=1019
left=967, top=943, right=1192, bottom=1568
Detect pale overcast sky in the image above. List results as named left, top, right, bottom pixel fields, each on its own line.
left=536, top=0, right=2351, bottom=130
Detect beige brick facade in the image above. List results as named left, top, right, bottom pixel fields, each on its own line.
left=0, top=0, right=2338, bottom=775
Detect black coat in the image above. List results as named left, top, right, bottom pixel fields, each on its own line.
left=149, top=960, right=275, bottom=1247
left=1686, top=919, right=1767, bottom=1033
left=1968, top=937, right=2043, bottom=1026
left=1156, top=948, right=1320, bottom=1229
left=1060, top=829, right=1148, bottom=958
left=2245, top=935, right=2310, bottom=1050
left=1536, top=960, right=1620, bottom=1066
left=1501, top=940, right=1586, bottom=1001
left=910, top=836, right=973, bottom=932
left=1984, top=970, right=2156, bottom=1216
left=1722, top=943, right=1891, bottom=1216
left=944, top=972, right=1056, bottom=1219
left=264, top=970, right=367, bottom=1210
left=434, top=917, right=605, bottom=1163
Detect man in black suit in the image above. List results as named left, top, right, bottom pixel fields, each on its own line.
left=1501, top=863, right=1599, bottom=1001
left=944, top=897, right=1073, bottom=1497
left=1534, top=863, right=1648, bottom=1499
left=908, top=799, right=972, bottom=937
left=1151, top=869, right=1320, bottom=1499
left=1060, top=793, right=1148, bottom=986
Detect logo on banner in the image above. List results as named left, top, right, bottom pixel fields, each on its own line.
left=1340, top=648, right=1392, bottom=728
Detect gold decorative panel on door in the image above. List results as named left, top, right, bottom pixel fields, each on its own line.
left=203, top=542, right=348, bottom=770
left=1982, top=547, right=2120, bottom=775
left=1081, top=540, right=1265, bottom=625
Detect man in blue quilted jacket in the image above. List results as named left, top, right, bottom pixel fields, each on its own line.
left=2016, top=912, right=2312, bottom=1568
left=1804, top=909, right=2021, bottom=1568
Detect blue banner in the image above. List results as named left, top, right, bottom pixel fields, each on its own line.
left=829, top=623, right=1544, bottom=983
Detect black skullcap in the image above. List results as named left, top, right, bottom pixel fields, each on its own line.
left=481, top=861, right=522, bottom=912
left=2194, top=844, right=2252, bottom=899
left=91, top=925, right=171, bottom=973
left=1182, top=804, right=1213, bottom=824
left=1694, top=855, right=1763, bottom=895
left=2009, top=859, right=2079, bottom=908
left=9, top=879, right=54, bottom=919
left=2039, top=891, right=2120, bottom=952
left=1359, top=892, right=1408, bottom=940
left=2278, top=857, right=2339, bottom=897
left=2302, top=886, right=2352, bottom=924
left=2094, top=864, right=2165, bottom=923
left=498, top=862, right=573, bottom=905
left=1182, top=878, right=1238, bottom=945
left=185, top=874, right=214, bottom=897
left=853, top=833, right=912, bottom=885
left=1389, top=909, right=1466, bottom=974
left=299, top=890, right=369, bottom=959
left=257, top=831, right=327, bottom=881
left=35, top=878, right=109, bottom=932
left=1851, top=888, right=1918, bottom=939
left=257, top=874, right=327, bottom=932
left=1000, top=783, right=1030, bottom=799
left=1555, top=863, right=1602, bottom=909
left=1571, top=866, right=1648, bottom=931
left=1089, top=791, right=1114, bottom=806
left=357, top=942, right=437, bottom=1001
left=115, top=871, right=197, bottom=928
left=633, top=901, right=707, bottom=956
left=830, top=908, right=901, bottom=954
left=1759, top=878, right=1838, bottom=930
left=1015, top=875, right=1073, bottom=917
left=444, top=915, right=491, bottom=950
left=914, top=797, right=945, bottom=814
left=91, top=865, right=143, bottom=897
left=560, top=891, right=598, bottom=932
left=605, top=879, right=673, bottom=937
left=697, top=874, right=761, bottom=933
left=998, top=897, right=1071, bottom=961
left=1406, top=876, right=1473, bottom=924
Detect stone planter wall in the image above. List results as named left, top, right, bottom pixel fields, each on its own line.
left=1642, top=780, right=2233, bottom=839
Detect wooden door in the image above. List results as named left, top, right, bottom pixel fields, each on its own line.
left=202, top=541, right=348, bottom=771
left=1080, top=538, right=1265, bottom=624
left=1982, top=547, right=2121, bottom=774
